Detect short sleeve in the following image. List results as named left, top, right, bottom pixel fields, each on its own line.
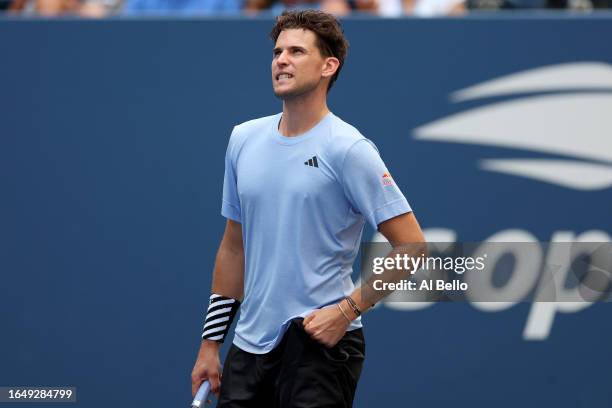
left=221, top=127, right=242, bottom=222
left=342, top=139, right=411, bottom=229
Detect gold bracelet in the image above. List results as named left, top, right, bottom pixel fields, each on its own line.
left=337, top=303, right=351, bottom=324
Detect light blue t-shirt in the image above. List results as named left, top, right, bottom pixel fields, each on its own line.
left=222, top=112, right=411, bottom=354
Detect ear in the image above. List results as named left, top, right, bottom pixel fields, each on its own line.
left=321, top=57, right=340, bottom=80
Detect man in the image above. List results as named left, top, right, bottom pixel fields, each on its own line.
left=191, top=10, right=425, bottom=407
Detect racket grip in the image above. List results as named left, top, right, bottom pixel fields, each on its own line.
left=191, top=380, right=211, bottom=408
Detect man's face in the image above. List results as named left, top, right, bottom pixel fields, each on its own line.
left=271, top=28, right=328, bottom=99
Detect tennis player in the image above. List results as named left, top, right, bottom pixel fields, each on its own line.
left=191, top=9, right=425, bottom=407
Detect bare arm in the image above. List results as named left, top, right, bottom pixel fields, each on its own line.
left=191, top=219, right=244, bottom=397
left=349, top=211, right=426, bottom=314
left=304, top=212, right=426, bottom=347
left=210, top=219, right=244, bottom=300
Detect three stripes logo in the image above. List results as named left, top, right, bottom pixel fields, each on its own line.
left=304, top=156, right=319, bottom=168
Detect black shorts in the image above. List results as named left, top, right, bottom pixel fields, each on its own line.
left=217, top=317, right=366, bottom=408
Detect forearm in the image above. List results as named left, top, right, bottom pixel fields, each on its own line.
left=201, top=244, right=243, bottom=341
left=200, top=220, right=244, bottom=344
left=210, top=237, right=244, bottom=301
left=347, top=242, right=427, bottom=318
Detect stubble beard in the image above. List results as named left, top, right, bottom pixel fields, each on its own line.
left=273, top=78, right=320, bottom=101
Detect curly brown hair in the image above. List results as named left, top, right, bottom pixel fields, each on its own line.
left=270, top=10, right=349, bottom=92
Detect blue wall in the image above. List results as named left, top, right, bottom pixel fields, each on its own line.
left=1, top=16, right=611, bottom=408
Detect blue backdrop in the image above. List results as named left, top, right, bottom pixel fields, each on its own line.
left=1, top=15, right=611, bottom=408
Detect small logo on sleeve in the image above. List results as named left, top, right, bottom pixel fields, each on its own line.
left=382, top=172, right=394, bottom=186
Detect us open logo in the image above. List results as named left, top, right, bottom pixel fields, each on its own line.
left=375, top=62, right=612, bottom=341
left=414, top=62, right=612, bottom=191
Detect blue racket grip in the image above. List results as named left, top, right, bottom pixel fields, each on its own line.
left=191, top=380, right=211, bottom=408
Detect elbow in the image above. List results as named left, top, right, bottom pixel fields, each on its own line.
left=418, top=240, right=428, bottom=258
left=401, top=235, right=428, bottom=258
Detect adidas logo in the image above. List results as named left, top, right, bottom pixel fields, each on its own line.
left=304, top=156, right=319, bottom=168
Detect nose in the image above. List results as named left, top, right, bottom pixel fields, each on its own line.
left=276, top=49, right=289, bottom=66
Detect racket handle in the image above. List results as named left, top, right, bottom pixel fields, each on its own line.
left=191, top=380, right=211, bottom=408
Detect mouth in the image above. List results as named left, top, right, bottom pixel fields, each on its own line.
left=276, top=73, right=294, bottom=81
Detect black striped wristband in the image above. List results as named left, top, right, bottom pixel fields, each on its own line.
left=201, top=294, right=240, bottom=343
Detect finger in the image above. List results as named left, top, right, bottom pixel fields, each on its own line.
left=191, top=376, right=202, bottom=397
left=308, top=329, right=321, bottom=341
left=192, top=369, right=211, bottom=396
left=304, top=322, right=319, bottom=335
left=191, top=370, right=204, bottom=397
left=303, top=314, right=315, bottom=327
left=305, top=315, right=320, bottom=332
left=209, top=372, right=221, bottom=396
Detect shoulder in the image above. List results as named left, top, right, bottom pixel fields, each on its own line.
left=234, top=113, right=280, bottom=139
left=326, top=113, right=378, bottom=162
left=227, top=113, right=281, bottom=155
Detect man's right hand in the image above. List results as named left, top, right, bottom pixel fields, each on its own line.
left=191, top=340, right=222, bottom=399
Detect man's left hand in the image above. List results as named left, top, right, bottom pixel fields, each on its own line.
left=303, top=304, right=351, bottom=348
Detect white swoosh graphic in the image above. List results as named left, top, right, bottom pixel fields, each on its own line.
left=481, top=159, right=612, bottom=190
left=413, top=93, right=612, bottom=164
left=452, top=62, right=612, bottom=102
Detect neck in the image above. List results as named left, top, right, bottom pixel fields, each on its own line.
left=278, top=88, right=330, bottom=137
